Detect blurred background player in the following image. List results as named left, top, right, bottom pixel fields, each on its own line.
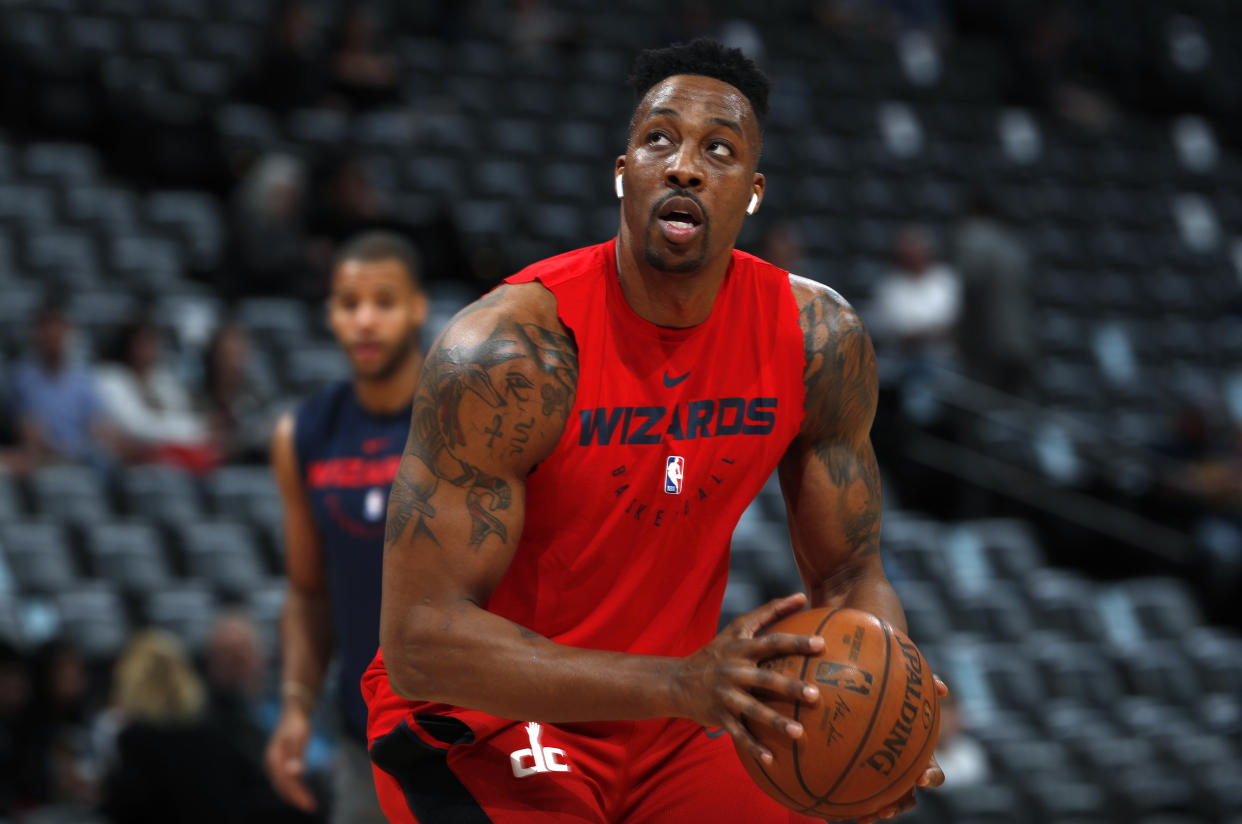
left=265, top=231, right=428, bottom=824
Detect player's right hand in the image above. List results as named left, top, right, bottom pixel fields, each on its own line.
left=264, top=706, right=318, bottom=812
left=673, top=592, right=824, bottom=766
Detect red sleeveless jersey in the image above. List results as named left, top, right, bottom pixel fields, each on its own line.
left=364, top=238, right=806, bottom=731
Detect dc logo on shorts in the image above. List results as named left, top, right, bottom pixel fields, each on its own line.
left=664, top=456, right=684, bottom=494
left=510, top=723, right=569, bottom=778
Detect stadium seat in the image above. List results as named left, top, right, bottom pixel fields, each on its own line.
left=1025, top=570, right=1108, bottom=641
left=64, top=184, right=140, bottom=230
left=889, top=579, right=953, bottom=643
left=0, top=522, right=78, bottom=595
left=951, top=582, right=1035, bottom=642
left=87, top=522, right=172, bottom=594
left=121, top=464, right=203, bottom=524
left=281, top=343, right=351, bottom=396
left=0, top=473, right=24, bottom=521
left=1184, top=630, right=1242, bottom=697
left=1110, top=640, right=1202, bottom=707
left=53, top=582, right=129, bottom=662
left=142, top=581, right=217, bottom=654
left=30, top=464, right=112, bottom=523
left=235, top=297, right=310, bottom=343
left=1122, top=577, right=1204, bottom=640
left=930, top=783, right=1020, bottom=824
left=22, top=142, right=100, bottom=183
left=179, top=520, right=269, bottom=597
left=205, top=465, right=280, bottom=522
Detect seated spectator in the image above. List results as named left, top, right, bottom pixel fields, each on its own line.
left=101, top=630, right=311, bottom=824
left=9, top=301, right=116, bottom=472
left=870, top=225, right=961, bottom=361
left=28, top=639, right=102, bottom=812
left=96, top=321, right=217, bottom=473
left=206, top=614, right=270, bottom=771
left=202, top=322, right=277, bottom=464
left=247, top=0, right=328, bottom=112
left=231, top=153, right=313, bottom=299
left=329, top=5, right=401, bottom=109
left=955, top=188, right=1034, bottom=394
left=0, top=641, right=41, bottom=817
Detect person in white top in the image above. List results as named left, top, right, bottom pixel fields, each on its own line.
left=96, top=321, right=212, bottom=466
left=870, top=225, right=961, bottom=360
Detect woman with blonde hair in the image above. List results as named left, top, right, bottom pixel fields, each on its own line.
left=111, top=630, right=205, bottom=725
left=101, top=631, right=312, bottom=824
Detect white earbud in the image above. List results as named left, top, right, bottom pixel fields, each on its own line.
left=746, top=193, right=758, bottom=215
left=615, top=174, right=624, bottom=199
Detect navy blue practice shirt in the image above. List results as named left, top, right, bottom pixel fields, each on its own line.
left=294, top=381, right=411, bottom=743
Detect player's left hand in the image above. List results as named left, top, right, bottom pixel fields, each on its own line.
left=856, top=675, right=948, bottom=824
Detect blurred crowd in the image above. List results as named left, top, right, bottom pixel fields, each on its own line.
left=0, top=616, right=324, bottom=823
left=0, top=302, right=277, bottom=477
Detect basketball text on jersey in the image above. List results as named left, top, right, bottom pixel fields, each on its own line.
left=664, top=456, right=684, bottom=494
left=579, top=397, right=778, bottom=446
left=509, top=723, right=570, bottom=778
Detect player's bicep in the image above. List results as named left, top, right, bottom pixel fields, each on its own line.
left=380, top=291, right=576, bottom=630
left=782, top=277, right=884, bottom=593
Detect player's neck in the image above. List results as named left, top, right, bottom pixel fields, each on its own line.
left=352, top=348, right=423, bottom=415
left=614, top=240, right=729, bottom=329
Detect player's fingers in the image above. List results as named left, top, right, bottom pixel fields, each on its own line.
left=749, top=631, right=825, bottom=660
left=722, top=714, right=772, bottom=766
left=732, top=663, right=820, bottom=705
left=730, top=593, right=807, bottom=638
left=917, top=754, right=945, bottom=788
left=933, top=674, right=949, bottom=696
left=858, top=790, right=914, bottom=823
left=722, top=685, right=804, bottom=740
left=273, top=762, right=318, bottom=812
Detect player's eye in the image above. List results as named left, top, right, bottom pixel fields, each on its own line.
left=708, top=140, right=733, bottom=158
left=647, top=131, right=672, bottom=147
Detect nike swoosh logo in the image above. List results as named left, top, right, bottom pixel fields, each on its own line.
left=362, top=437, right=391, bottom=454
left=663, top=370, right=691, bottom=388
left=703, top=728, right=728, bottom=739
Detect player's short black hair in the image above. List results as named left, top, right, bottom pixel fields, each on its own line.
left=333, top=230, right=423, bottom=289
left=627, top=38, right=770, bottom=127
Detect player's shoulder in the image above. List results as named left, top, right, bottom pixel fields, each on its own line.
left=786, top=273, right=856, bottom=320
left=435, top=281, right=565, bottom=352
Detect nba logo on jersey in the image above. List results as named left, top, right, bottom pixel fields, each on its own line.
left=664, top=456, right=684, bottom=494
left=364, top=487, right=386, bottom=521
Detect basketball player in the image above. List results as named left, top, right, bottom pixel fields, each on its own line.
left=265, top=232, right=428, bottom=823
left=365, top=40, right=946, bottom=823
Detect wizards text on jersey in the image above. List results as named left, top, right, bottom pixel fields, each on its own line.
left=579, top=397, right=778, bottom=446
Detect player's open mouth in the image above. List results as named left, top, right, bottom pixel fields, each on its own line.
left=657, top=197, right=703, bottom=244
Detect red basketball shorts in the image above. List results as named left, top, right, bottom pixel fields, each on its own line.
left=366, top=708, right=820, bottom=823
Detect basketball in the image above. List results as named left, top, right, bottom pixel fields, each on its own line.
left=737, top=608, right=940, bottom=820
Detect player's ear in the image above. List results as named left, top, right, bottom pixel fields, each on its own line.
left=614, top=157, right=626, bottom=200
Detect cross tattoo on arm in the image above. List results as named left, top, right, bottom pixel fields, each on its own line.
left=484, top=415, right=504, bottom=449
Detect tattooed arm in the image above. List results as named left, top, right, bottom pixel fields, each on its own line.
left=778, top=276, right=905, bottom=630
left=381, top=284, right=684, bottom=721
